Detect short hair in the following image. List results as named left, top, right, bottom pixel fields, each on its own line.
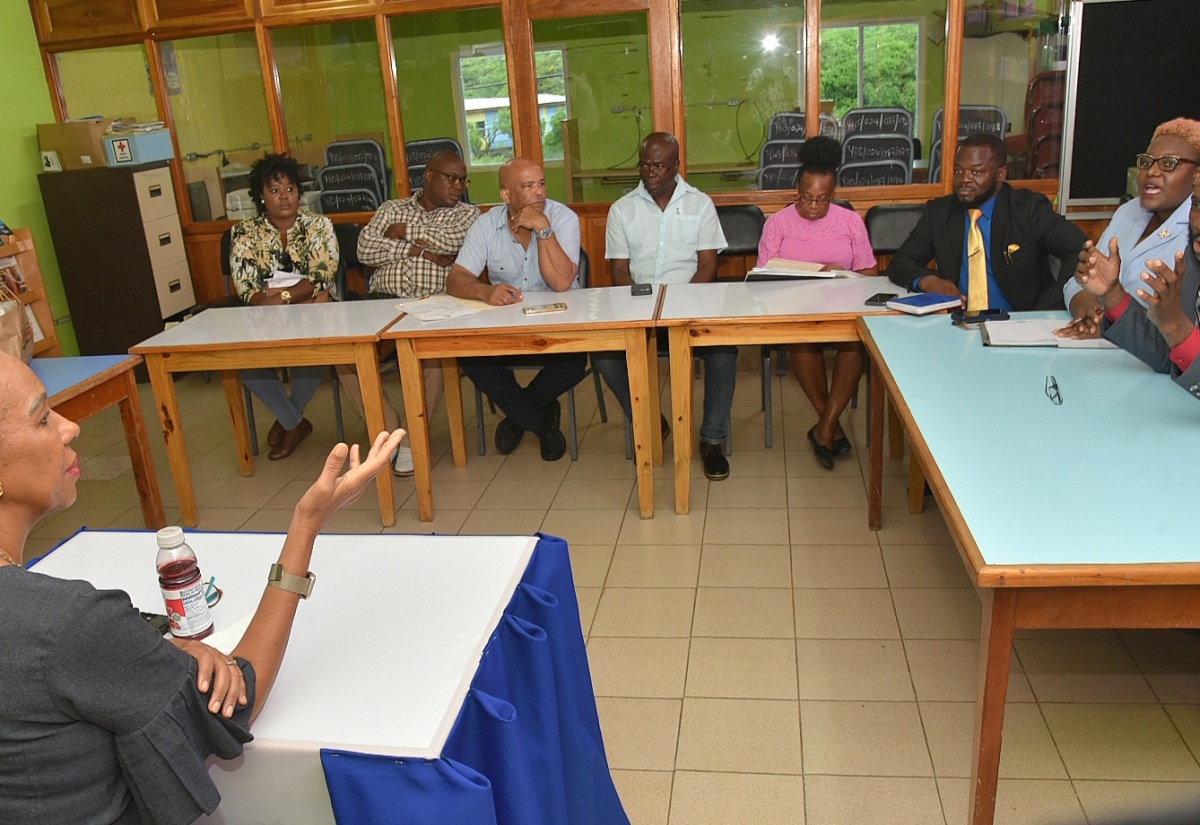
left=957, top=133, right=1007, bottom=167
left=797, top=136, right=841, bottom=178
left=248, top=153, right=302, bottom=213
left=1152, top=118, right=1200, bottom=159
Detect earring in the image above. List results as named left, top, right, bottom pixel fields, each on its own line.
left=0, top=479, right=4, bottom=498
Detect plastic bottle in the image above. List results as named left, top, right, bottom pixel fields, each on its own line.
left=156, top=526, right=213, bottom=640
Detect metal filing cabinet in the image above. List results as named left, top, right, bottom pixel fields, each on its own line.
left=38, top=162, right=196, bottom=355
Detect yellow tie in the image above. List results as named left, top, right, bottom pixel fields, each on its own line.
left=966, top=208, right=988, bottom=311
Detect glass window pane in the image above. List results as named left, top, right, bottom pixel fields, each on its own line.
left=820, top=0, right=947, bottom=185
left=533, top=13, right=652, bottom=204
left=273, top=21, right=393, bottom=202
left=165, top=33, right=273, bottom=219
left=56, top=45, right=158, bottom=123
left=961, top=0, right=1067, bottom=181
left=391, top=8, right=507, bottom=205
left=682, top=0, right=807, bottom=193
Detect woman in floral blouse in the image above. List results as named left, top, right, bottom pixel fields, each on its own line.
left=229, top=154, right=339, bottom=460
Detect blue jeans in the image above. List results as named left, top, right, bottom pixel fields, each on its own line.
left=241, top=366, right=324, bottom=430
left=593, top=341, right=737, bottom=444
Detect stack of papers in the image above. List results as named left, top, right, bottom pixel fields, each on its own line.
left=397, top=294, right=500, bottom=322
left=746, top=258, right=861, bottom=281
left=981, top=318, right=1117, bottom=349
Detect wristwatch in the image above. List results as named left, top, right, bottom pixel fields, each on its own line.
left=280, top=289, right=292, bottom=304
left=535, top=226, right=554, bottom=240
left=267, top=563, right=315, bottom=598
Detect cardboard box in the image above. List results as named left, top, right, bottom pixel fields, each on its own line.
left=104, top=130, right=174, bottom=166
left=37, top=119, right=115, bottom=171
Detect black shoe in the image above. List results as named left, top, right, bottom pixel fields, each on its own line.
left=807, top=428, right=835, bottom=470
left=660, top=414, right=671, bottom=441
left=536, top=402, right=566, bottom=462
left=495, top=418, right=524, bottom=454
left=832, top=435, right=852, bottom=458
left=699, top=441, right=729, bottom=480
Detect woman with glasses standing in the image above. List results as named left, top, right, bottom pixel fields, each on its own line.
left=229, top=154, right=339, bottom=460
left=1060, top=118, right=1200, bottom=338
left=756, top=137, right=877, bottom=469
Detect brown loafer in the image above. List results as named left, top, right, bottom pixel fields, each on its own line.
left=267, top=420, right=286, bottom=449
left=268, top=418, right=312, bottom=461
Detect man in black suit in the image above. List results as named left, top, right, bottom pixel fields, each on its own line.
left=887, top=133, right=1087, bottom=310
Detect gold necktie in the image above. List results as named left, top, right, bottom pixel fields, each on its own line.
left=966, top=208, right=988, bottom=311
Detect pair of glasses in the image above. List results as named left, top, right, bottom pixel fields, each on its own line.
left=428, top=168, right=470, bottom=187
left=1134, top=153, right=1200, bottom=172
left=1044, top=375, right=1062, bottom=406
left=278, top=251, right=294, bottom=273
left=798, top=194, right=832, bottom=206
left=203, top=576, right=223, bottom=608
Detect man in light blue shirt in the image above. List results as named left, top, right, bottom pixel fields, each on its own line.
left=594, top=132, right=735, bottom=480
left=447, top=158, right=585, bottom=461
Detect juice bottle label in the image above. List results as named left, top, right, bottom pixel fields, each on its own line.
left=161, top=579, right=213, bottom=638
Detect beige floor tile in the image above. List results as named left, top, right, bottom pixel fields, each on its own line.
left=676, top=697, right=803, bottom=773
left=905, top=639, right=1034, bottom=703
left=669, top=771, right=805, bottom=825
left=489, top=453, right=572, bottom=482
left=692, top=587, right=795, bottom=638
left=568, top=544, right=614, bottom=588
left=891, top=588, right=981, bottom=640
left=429, top=451, right=505, bottom=481
left=1040, top=703, right=1200, bottom=781
left=619, top=510, right=706, bottom=545
left=459, top=508, right=546, bottom=536
left=805, top=776, right=943, bottom=825
left=473, top=477, right=557, bottom=510
left=553, top=477, right=636, bottom=510
left=786, top=476, right=867, bottom=509
left=881, top=544, right=973, bottom=588
left=607, top=545, right=701, bottom=588
left=565, top=452, right=640, bottom=480
left=32, top=505, right=142, bottom=539
left=610, top=770, right=672, bottom=825
left=1016, top=638, right=1157, bottom=704
left=543, top=508, right=627, bottom=545
left=875, top=506, right=954, bottom=545
left=1121, top=630, right=1200, bottom=704
left=380, top=508, right=470, bottom=535
left=591, top=588, right=696, bottom=638
left=221, top=507, right=290, bottom=533
left=791, top=545, right=889, bottom=589
left=920, top=701, right=1067, bottom=779
left=794, top=588, right=900, bottom=639
left=788, top=507, right=878, bottom=544
left=784, top=450, right=864, bottom=479
left=705, top=477, right=788, bottom=509
left=596, top=697, right=682, bottom=771
left=191, top=507, right=261, bottom=531
left=576, top=587, right=601, bottom=635
left=1166, top=704, right=1200, bottom=762
left=686, top=638, right=798, bottom=700
left=800, top=700, right=933, bottom=776
left=588, top=637, right=690, bottom=698
left=699, top=545, right=792, bottom=588
left=937, top=777, right=1086, bottom=825
left=200, top=472, right=296, bottom=510
left=796, top=639, right=913, bottom=701
left=704, top=508, right=790, bottom=545
left=1072, top=779, right=1200, bottom=824
left=723, top=448, right=787, bottom=478
left=626, top=477, right=709, bottom=514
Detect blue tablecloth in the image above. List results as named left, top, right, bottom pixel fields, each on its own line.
left=319, top=534, right=628, bottom=825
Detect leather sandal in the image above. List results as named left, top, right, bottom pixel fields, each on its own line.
left=268, top=418, right=313, bottom=461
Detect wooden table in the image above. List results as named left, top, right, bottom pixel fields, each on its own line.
left=658, top=277, right=892, bottom=513
left=384, top=286, right=663, bottom=522
left=130, top=302, right=403, bottom=527
left=31, top=354, right=165, bottom=529
left=858, top=312, right=1200, bottom=825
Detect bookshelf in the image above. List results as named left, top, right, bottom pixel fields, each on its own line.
left=0, top=228, right=61, bottom=357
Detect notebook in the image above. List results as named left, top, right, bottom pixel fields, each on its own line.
left=981, top=318, right=1118, bottom=349
left=885, top=293, right=962, bottom=315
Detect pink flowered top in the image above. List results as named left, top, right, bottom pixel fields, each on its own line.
left=756, top=203, right=876, bottom=272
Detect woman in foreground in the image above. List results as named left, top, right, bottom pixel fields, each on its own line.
left=0, top=353, right=403, bottom=824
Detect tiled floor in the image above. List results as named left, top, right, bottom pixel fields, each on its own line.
left=34, top=356, right=1200, bottom=824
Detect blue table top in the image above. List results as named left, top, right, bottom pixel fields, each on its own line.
left=864, top=312, right=1200, bottom=570
left=31, top=355, right=135, bottom=399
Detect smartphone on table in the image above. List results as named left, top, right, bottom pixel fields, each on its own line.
left=522, top=303, right=568, bottom=315
left=864, top=292, right=899, bottom=307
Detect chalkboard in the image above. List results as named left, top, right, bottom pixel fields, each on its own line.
left=325, top=140, right=386, bottom=182
left=1068, top=0, right=1200, bottom=201
left=405, top=138, right=463, bottom=169
left=842, top=134, right=914, bottom=167
left=842, top=107, right=912, bottom=137
left=317, top=164, right=384, bottom=200
left=837, top=160, right=910, bottom=188
left=768, top=112, right=806, bottom=141
left=758, top=165, right=800, bottom=191
left=760, top=140, right=804, bottom=167
left=319, top=189, right=379, bottom=214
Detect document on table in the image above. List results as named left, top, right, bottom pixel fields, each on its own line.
left=397, top=294, right=501, bottom=322
left=266, top=272, right=304, bottom=289
left=981, top=318, right=1118, bottom=349
left=746, top=258, right=863, bottom=281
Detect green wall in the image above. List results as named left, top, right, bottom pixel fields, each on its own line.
left=0, top=12, right=77, bottom=355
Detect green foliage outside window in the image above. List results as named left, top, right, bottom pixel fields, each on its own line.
left=820, top=23, right=918, bottom=119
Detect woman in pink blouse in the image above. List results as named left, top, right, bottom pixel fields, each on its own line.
left=757, top=137, right=878, bottom=468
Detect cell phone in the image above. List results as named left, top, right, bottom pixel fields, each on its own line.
left=951, top=308, right=1010, bottom=325
left=522, top=302, right=568, bottom=315
left=865, top=292, right=899, bottom=307
left=631, top=283, right=652, bottom=296
left=141, top=611, right=171, bottom=636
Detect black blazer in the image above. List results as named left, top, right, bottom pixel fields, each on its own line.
left=886, top=184, right=1088, bottom=311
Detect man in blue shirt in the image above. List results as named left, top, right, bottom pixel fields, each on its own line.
left=446, top=158, right=585, bottom=461
left=887, top=133, right=1086, bottom=310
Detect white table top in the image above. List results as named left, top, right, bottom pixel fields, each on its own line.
left=131, top=302, right=405, bottom=352
left=863, top=312, right=1200, bottom=569
left=385, top=286, right=660, bottom=337
left=32, top=531, right=537, bottom=758
left=658, top=277, right=897, bottom=323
